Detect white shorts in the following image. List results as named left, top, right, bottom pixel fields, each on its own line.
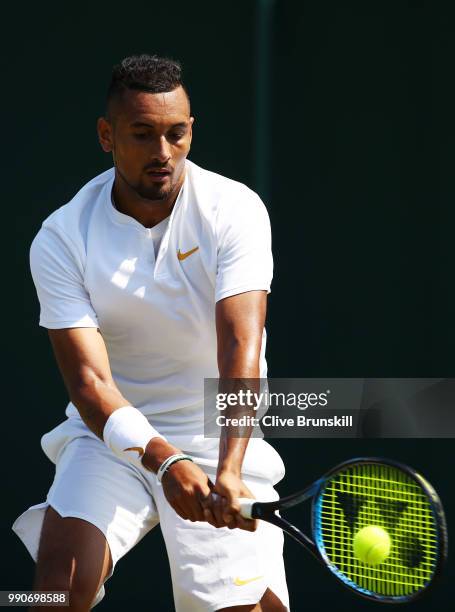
left=12, top=417, right=289, bottom=611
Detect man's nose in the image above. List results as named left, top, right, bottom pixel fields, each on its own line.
left=151, top=135, right=171, bottom=162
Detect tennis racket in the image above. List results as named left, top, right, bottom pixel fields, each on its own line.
left=238, top=457, right=448, bottom=603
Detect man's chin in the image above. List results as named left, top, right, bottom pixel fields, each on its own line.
left=136, top=185, right=171, bottom=202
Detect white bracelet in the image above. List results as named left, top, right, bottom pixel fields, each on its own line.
left=157, top=453, right=194, bottom=482
left=103, top=406, right=165, bottom=469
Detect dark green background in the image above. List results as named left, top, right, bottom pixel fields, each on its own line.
left=3, top=1, right=454, bottom=610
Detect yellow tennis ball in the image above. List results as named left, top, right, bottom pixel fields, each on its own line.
left=353, top=526, right=391, bottom=565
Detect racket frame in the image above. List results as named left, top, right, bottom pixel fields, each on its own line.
left=246, top=457, right=448, bottom=603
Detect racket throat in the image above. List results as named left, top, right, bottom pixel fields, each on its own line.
left=267, top=513, right=320, bottom=562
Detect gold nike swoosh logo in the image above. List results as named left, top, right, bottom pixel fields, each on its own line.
left=123, top=446, right=145, bottom=457
left=233, top=575, right=263, bottom=586
left=177, top=246, right=199, bottom=261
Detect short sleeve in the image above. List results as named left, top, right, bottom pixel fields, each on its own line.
left=30, top=227, right=99, bottom=329
left=215, top=191, right=273, bottom=302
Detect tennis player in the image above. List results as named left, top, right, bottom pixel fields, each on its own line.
left=12, top=55, right=289, bottom=612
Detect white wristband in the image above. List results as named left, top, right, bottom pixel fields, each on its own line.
left=103, top=406, right=165, bottom=469
left=157, top=454, right=194, bottom=482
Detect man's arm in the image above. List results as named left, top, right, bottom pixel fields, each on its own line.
left=47, top=327, right=216, bottom=522
left=48, top=328, right=129, bottom=436
left=202, top=290, right=267, bottom=531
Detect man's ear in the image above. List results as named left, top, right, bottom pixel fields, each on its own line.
left=97, top=117, right=114, bottom=153
left=188, top=116, right=195, bottom=145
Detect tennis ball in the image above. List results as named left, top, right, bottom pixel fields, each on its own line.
left=353, top=526, right=391, bottom=565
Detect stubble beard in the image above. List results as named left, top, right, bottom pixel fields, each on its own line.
left=116, top=165, right=175, bottom=203
left=135, top=181, right=173, bottom=202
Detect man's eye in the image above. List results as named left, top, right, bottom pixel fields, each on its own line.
left=133, top=133, right=149, bottom=140
left=168, top=131, right=186, bottom=141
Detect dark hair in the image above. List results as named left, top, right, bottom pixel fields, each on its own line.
left=106, top=54, right=189, bottom=116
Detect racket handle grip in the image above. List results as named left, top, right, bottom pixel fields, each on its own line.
left=238, top=497, right=256, bottom=519
left=210, top=494, right=256, bottom=519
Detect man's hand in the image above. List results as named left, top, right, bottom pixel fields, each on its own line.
left=161, top=460, right=216, bottom=522
left=201, top=471, right=258, bottom=532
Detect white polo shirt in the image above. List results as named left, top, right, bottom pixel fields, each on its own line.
left=30, top=159, right=273, bottom=442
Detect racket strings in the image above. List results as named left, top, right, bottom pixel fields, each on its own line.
left=317, top=463, right=439, bottom=598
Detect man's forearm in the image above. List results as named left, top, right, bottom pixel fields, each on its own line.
left=71, top=378, right=181, bottom=473
left=217, top=434, right=250, bottom=476
left=71, top=377, right=129, bottom=438
left=217, top=342, right=260, bottom=476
